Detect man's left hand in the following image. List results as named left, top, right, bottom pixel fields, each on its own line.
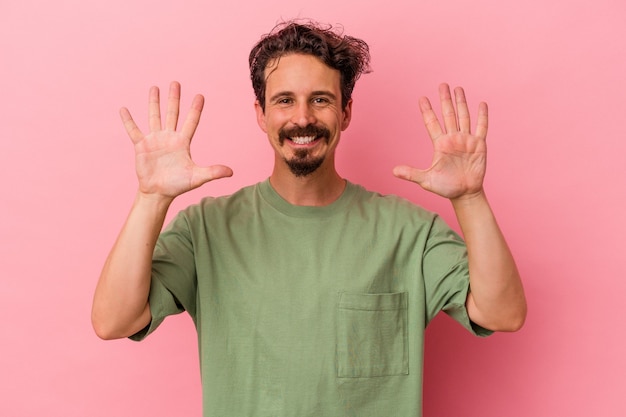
left=393, top=83, right=488, bottom=201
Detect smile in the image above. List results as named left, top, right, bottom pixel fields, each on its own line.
left=279, top=124, right=331, bottom=147
left=289, top=136, right=317, bottom=145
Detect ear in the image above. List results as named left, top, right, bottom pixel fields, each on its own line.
left=254, top=100, right=267, bottom=133
left=341, top=99, right=353, bottom=131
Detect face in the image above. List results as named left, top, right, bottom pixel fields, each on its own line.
left=255, top=53, right=352, bottom=177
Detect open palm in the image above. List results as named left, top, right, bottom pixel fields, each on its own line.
left=121, top=82, right=232, bottom=199
left=394, top=84, right=488, bottom=200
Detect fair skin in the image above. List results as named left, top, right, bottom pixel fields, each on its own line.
left=255, top=53, right=352, bottom=206
left=393, top=84, right=526, bottom=331
left=91, top=82, right=233, bottom=339
left=92, top=54, right=525, bottom=339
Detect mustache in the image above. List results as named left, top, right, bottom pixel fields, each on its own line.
left=278, top=124, right=331, bottom=144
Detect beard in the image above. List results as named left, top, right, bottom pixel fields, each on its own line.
left=284, top=151, right=325, bottom=177
left=278, top=124, right=331, bottom=177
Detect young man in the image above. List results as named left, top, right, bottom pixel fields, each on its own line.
left=92, top=21, right=526, bottom=416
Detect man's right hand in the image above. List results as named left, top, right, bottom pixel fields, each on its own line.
left=92, top=82, right=233, bottom=340
left=120, top=81, right=233, bottom=201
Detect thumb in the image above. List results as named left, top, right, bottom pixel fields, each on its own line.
left=392, top=165, right=427, bottom=185
left=191, top=165, right=234, bottom=188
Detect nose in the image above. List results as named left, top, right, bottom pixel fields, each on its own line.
left=291, top=101, right=316, bottom=127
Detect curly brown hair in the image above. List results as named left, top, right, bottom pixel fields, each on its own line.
left=249, top=20, right=372, bottom=111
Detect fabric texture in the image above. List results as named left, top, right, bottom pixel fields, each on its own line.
left=131, top=179, right=491, bottom=416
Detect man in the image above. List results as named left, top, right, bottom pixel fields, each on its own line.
left=92, top=21, right=526, bottom=416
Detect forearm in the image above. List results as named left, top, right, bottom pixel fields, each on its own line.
left=91, top=192, right=173, bottom=340
left=451, top=191, right=527, bottom=332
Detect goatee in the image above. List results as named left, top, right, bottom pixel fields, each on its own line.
left=285, top=151, right=325, bottom=177
left=279, top=124, right=330, bottom=177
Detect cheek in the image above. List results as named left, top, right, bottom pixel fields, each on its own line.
left=264, top=112, right=288, bottom=129
left=265, top=119, right=281, bottom=135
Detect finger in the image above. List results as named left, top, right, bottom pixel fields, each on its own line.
left=419, top=96, right=444, bottom=140
left=439, top=83, right=458, bottom=133
left=119, top=107, right=144, bottom=144
left=192, top=165, right=234, bottom=186
left=148, top=86, right=162, bottom=132
left=455, top=86, right=471, bottom=134
left=393, top=165, right=428, bottom=187
left=475, top=101, right=488, bottom=139
left=181, top=94, right=205, bottom=141
left=165, top=81, right=181, bottom=131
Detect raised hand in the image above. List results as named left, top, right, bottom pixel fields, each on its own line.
left=120, top=81, right=233, bottom=200
left=393, top=83, right=487, bottom=201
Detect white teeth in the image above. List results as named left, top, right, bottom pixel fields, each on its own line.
left=290, top=136, right=316, bottom=145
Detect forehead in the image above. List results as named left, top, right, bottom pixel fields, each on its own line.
left=264, top=53, right=341, bottom=94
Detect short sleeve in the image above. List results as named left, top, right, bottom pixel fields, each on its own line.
left=129, top=276, right=185, bottom=341
left=422, top=215, right=492, bottom=337
left=129, top=211, right=199, bottom=341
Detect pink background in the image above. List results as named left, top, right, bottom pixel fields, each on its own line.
left=2, top=0, right=624, bottom=415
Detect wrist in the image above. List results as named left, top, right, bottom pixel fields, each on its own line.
left=450, top=188, right=486, bottom=206
left=134, top=190, right=174, bottom=212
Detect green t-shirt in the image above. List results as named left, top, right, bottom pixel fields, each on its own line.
left=132, top=179, right=490, bottom=416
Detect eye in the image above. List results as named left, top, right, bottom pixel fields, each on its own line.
left=312, top=97, right=330, bottom=105
left=272, top=96, right=294, bottom=106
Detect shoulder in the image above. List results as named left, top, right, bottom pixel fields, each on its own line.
left=172, top=182, right=262, bottom=225
left=347, top=182, right=437, bottom=222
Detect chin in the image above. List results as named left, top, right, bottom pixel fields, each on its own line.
left=285, top=156, right=325, bottom=177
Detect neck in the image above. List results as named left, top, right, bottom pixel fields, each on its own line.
left=269, top=159, right=346, bottom=206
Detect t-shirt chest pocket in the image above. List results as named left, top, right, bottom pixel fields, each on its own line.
left=336, top=292, right=408, bottom=378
